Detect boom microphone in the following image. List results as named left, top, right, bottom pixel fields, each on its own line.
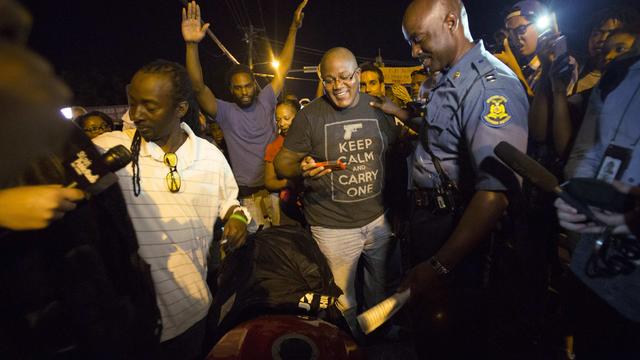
left=493, top=141, right=604, bottom=225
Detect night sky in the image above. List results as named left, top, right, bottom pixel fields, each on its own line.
left=21, top=0, right=639, bottom=106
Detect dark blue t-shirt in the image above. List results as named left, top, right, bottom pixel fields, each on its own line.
left=215, top=84, right=277, bottom=187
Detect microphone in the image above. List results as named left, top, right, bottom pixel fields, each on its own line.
left=63, top=126, right=131, bottom=195
left=563, top=178, right=635, bottom=213
left=101, top=145, right=132, bottom=173
left=493, top=141, right=604, bottom=225
left=66, top=145, right=131, bottom=195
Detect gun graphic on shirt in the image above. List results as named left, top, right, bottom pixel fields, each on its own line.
left=343, top=123, right=363, bottom=140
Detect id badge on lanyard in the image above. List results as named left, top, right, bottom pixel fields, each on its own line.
left=596, top=144, right=632, bottom=183
left=595, top=82, right=640, bottom=183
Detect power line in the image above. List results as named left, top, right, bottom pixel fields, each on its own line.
left=258, top=36, right=324, bottom=55
left=253, top=72, right=317, bottom=82
left=256, top=0, right=267, bottom=39
left=224, top=0, right=246, bottom=29
left=238, top=0, right=253, bottom=28
left=226, top=0, right=252, bottom=30
left=257, top=35, right=415, bottom=66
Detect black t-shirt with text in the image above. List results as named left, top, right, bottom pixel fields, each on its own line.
left=284, top=93, right=398, bottom=228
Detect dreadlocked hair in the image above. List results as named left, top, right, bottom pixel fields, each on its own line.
left=137, top=59, right=201, bottom=133
left=128, top=60, right=201, bottom=196
left=131, top=130, right=142, bottom=196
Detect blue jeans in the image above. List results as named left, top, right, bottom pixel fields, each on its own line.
left=310, top=214, right=393, bottom=325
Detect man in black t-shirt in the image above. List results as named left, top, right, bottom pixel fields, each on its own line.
left=275, top=47, right=399, bottom=338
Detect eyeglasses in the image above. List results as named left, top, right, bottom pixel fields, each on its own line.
left=84, top=125, right=109, bottom=133
left=163, top=152, right=181, bottom=193
left=506, top=22, right=534, bottom=38
left=321, top=68, right=359, bottom=87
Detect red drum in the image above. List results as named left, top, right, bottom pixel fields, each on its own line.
left=206, top=315, right=363, bottom=360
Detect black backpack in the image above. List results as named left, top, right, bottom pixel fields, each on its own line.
left=204, top=225, right=343, bottom=349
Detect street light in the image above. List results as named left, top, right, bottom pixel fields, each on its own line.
left=253, top=59, right=280, bottom=70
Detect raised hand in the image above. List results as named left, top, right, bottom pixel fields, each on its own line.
left=292, top=0, right=308, bottom=29
left=181, top=1, right=210, bottom=43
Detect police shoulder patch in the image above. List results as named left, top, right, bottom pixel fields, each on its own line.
left=481, top=95, right=512, bottom=128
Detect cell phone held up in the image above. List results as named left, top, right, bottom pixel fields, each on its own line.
left=551, top=35, right=568, bottom=59
left=314, top=160, right=347, bottom=171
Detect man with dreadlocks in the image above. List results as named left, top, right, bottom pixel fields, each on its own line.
left=93, top=59, right=249, bottom=360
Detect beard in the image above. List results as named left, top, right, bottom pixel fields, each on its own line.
left=234, top=93, right=256, bottom=108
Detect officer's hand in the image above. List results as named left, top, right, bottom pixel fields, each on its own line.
left=301, top=156, right=331, bottom=179
left=291, top=0, right=308, bottom=29
left=0, top=185, right=85, bottom=231
left=398, top=261, right=448, bottom=305
left=221, top=216, right=248, bottom=252
left=369, top=97, right=402, bottom=118
left=181, top=1, right=210, bottom=44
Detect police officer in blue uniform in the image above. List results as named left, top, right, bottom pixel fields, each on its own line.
left=398, top=0, right=529, bottom=357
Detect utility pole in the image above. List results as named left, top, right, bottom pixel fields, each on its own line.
left=375, top=48, right=385, bottom=68
left=248, top=24, right=253, bottom=70
left=240, top=24, right=265, bottom=70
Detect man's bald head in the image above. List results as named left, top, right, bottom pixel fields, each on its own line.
left=318, top=47, right=361, bottom=109
left=404, top=0, right=461, bottom=24
left=403, top=0, right=470, bottom=39
left=319, top=47, right=358, bottom=76
left=402, top=0, right=473, bottom=73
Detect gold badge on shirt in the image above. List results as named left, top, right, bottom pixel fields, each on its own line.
left=482, top=95, right=511, bottom=128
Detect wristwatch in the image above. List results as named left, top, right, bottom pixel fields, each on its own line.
left=429, top=256, right=450, bottom=276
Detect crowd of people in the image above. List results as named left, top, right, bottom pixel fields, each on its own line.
left=2, top=0, right=640, bottom=358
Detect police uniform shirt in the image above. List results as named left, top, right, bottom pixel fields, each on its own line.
left=411, top=41, right=529, bottom=191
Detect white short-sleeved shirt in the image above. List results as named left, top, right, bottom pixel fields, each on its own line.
left=93, top=123, right=240, bottom=341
